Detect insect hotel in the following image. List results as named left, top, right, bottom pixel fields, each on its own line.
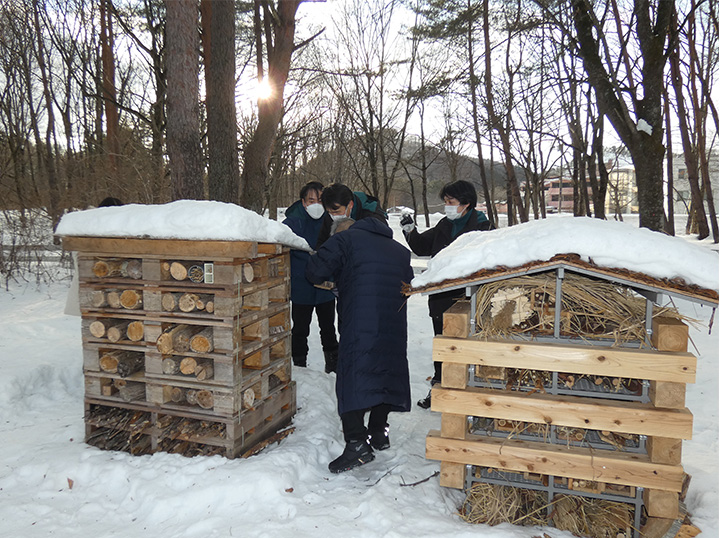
left=408, top=222, right=717, bottom=538
left=57, top=202, right=303, bottom=459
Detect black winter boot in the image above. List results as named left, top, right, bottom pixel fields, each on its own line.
left=293, top=356, right=307, bottom=367
left=416, top=388, right=432, bottom=409
left=368, top=426, right=390, bottom=451
left=328, top=439, right=375, bottom=473
left=323, top=350, right=338, bottom=373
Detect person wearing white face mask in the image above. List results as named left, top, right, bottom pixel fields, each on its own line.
left=401, top=180, right=494, bottom=408
left=316, top=183, right=388, bottom=249
left=283, top=182, right=339, bottom=373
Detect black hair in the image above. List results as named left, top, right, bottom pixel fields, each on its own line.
left=439, top=180, right=477, bottom=208
left=321, top=183, right=353, bottom=210
left=99, top=196, right=123, bottom=207
left=299, top=181, right=324, bottom=201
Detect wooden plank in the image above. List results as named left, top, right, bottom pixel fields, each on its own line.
left=652, top=316, right=689, bottom=352
left=640, top=517, right=675, bottom=538
left=431, top=386, right=693, bottom=439
left=432, top=336, right=697, bottom=384
left=442, top=301, right=471, bottom=338
left=62, top=236, right=259, bottom=259
left=425, top=430, right=685, bottom=492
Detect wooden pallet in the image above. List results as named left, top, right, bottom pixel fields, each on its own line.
left=67, top=235, right=296, bottom=459
left=429, top=301, right=695, bottom=527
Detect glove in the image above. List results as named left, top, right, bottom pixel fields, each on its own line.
left=400, top=213, right=415, bottom=234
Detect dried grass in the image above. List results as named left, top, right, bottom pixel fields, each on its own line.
left=474, top=273, right=686, bottom=345
left=461, top=485, right=635, bottom=538
left=459, top=482, right=548, bottom=526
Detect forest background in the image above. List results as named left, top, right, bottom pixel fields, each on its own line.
left=0, top=0, right=718, bottom=285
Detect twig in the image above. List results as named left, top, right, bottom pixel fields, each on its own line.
left=399, top=471, right=439, bottom=487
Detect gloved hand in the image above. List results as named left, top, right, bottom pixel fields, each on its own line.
left=400, top=213, right=415, bottom=234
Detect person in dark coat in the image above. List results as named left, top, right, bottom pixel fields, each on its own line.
left=283, top=182, right=339, bottom=372
left=315, top=183, right=387, bottom=249
left=306, top=217, right=413, bottom=473
left=401, top=180, right=493, bottom=408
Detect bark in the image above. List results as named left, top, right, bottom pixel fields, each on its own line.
left=99, top=0, right=120, bottom=174
left=468, top=0, right=496, bottom=227
left=202, top=0, right=240, bottom=203
left=165, top=0, right=204, bottom=201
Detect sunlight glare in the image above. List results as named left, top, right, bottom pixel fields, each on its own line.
left=256, top=78, right=273, bottom=101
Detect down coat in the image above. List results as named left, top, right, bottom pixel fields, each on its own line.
left=305, top=218, right=413, bottom=415
left=282, top=200, right=335, bottom=305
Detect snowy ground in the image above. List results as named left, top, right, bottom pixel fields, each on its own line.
left=0, top=213, right=717, bottom=538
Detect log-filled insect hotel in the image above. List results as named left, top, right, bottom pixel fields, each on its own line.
left=57, top=201, right=306, bottom=458
left=407, top=219, right=718, bottom=538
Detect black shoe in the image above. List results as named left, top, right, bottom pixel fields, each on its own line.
left=293, top=356, right=307, bottom=367
left=368, top=427, right=390, bottom=451
left=323, top=350, right=338, bottom=373
left=328, top=439, right=375, bottom=473
left=416, top=389, right=432, bottom=409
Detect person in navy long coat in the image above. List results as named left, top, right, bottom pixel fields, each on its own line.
left=283, top=182, right=339, bottom=372
left=305, top=217, right=413, bottom=473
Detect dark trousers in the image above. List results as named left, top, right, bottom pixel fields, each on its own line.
left=291, top=300, right=338, bottom=360
left=340, top=404, right=391, bottom=443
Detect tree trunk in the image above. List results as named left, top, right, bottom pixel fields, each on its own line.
left=202, top=0, right=240, bottom=203
left=165, top=0, right=204, bottom=201
left=241, top=0, right=303, bottom=213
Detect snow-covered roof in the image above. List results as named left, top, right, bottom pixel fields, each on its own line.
left=55, top=200, right=311, bottom=251
left=409, top=216, right=719, bottom=296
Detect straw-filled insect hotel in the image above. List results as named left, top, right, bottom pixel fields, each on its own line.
left=409, top=253, right=717, bottom=538
left=60, top=233, right=296, bottom=459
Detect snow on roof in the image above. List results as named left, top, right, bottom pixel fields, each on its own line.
left=55, top=200, right=311, bottom=251
left=410, top=216, right=719, bottom=292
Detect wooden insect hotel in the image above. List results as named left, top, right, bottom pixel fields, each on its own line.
left=411, top=254, right=717, bottom=538
left=61, top=233, right=296, bottom=459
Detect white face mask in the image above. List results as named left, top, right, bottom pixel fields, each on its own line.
left=445, top=205, right=466, bottom=220
left=305, top=203, right=324, bottom=220
left=330, top=214, right=348, bottom=222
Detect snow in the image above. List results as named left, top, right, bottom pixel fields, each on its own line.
left=56, top=200, right=311, bottom=251
left=0, top=212, right=717, bottom=538
left=637, top=119, right=653, bottom=135
left=411, top=216, right=719, bottom=292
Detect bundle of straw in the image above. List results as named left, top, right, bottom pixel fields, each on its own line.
left=474, top=273, right=682, bottom=346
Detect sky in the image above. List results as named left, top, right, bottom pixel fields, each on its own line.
left=2, top=206, right=717, bottom=538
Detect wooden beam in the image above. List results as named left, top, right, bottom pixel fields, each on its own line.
left=649, top=380, right=686, bottom=409
left=442, top=301, right=471, bottom=338
left=646, top=436, right=683, bottom=465
left=439, top=461, right=465, bottom=489
left=61, top=236, right=258, bottom=260
left=643, top=488, right=679, bottom=519
left=652, top=316, right=689, bottom=352
left=441, top=362, right=468, bottom=389
left=426, top=430, right=685, bottom=492
left=431, top=386, right=693, bottom=439
left=440, top=413, right=467, bottom=440
left=433, top=337, right=696, bottom=384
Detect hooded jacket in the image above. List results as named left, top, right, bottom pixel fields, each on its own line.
left=305, top=218, right=412, bottom=415
left=283, top=200, right=336, bottom=305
